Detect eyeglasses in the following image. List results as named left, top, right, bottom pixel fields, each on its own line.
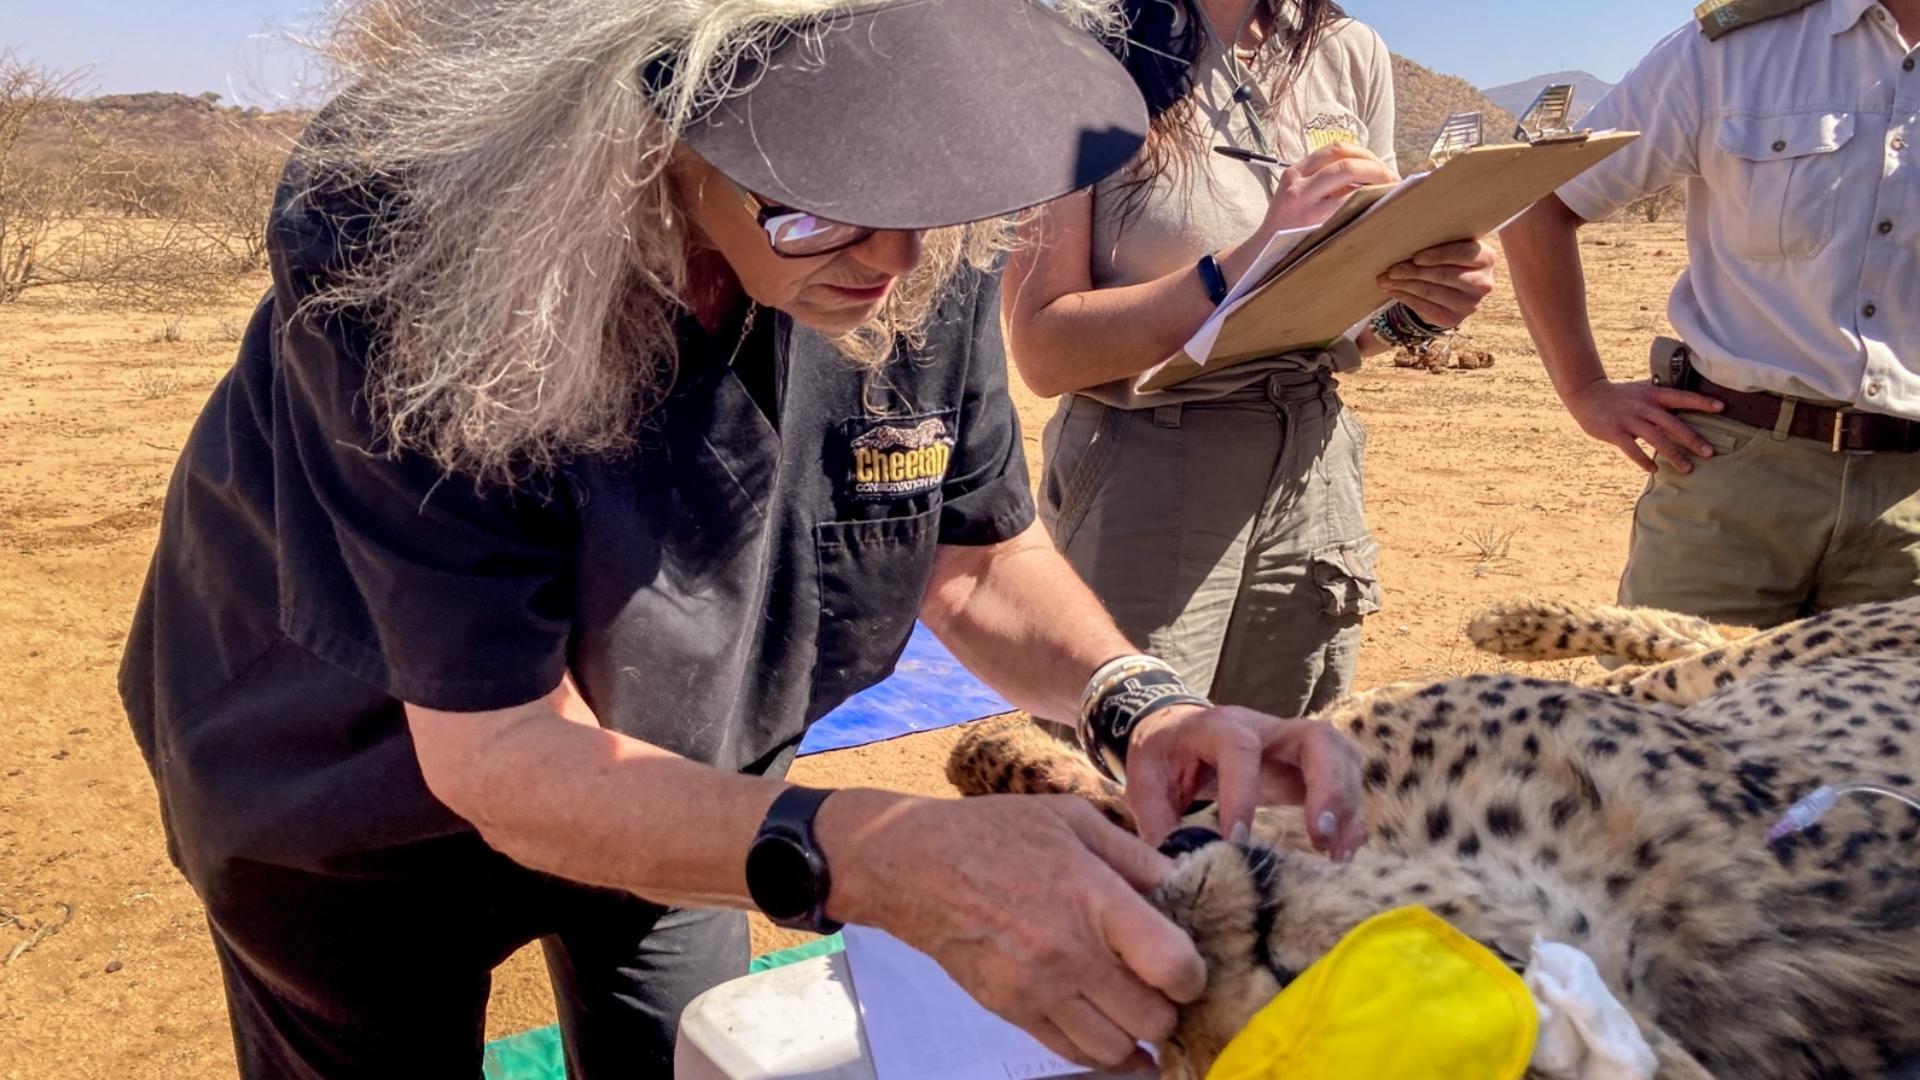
left=731, top=181, right=876, bottom=258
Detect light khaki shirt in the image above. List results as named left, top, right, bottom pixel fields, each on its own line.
left=1558, top=0, right=1920, bottom=417
left=1078, top=10, right=1395, bottom=410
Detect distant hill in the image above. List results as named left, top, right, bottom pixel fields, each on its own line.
left=1481, top=71, right=1616, bottom=128
left=1390, top=55, right=1518, bottom=169
left=20, top=91, right=304, bottom=156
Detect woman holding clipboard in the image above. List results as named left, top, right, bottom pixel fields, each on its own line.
left=1004, top=0, right=1497, bottom=718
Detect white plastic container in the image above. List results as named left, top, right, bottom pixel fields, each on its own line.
left=676, top=953, right=872, bottom=1080
left=674, top=952, right=1153, bottom=1080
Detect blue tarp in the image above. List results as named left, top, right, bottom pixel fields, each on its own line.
left=797, top=621, right=1010, bottom=756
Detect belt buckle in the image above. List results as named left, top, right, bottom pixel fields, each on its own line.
left=1831, top=408, right=1854, bottom=453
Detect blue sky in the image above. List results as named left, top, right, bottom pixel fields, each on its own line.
left=9, top=0, right=1691, bottom=108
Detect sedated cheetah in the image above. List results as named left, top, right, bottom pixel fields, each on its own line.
left=948, top=597, right=1920, bottom=1080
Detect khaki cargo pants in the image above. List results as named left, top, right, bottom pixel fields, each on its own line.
left=1040, top=371, right=1381, bottom=718
left=1621, top=408, right=1920, bottom=627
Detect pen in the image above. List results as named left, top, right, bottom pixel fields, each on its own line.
left=1213, top=145, right=1292, bottom=171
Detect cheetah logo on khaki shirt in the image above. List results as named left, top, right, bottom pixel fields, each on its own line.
left=1303, top=111, right=1364, bottom=152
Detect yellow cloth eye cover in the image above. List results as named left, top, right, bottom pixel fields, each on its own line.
left=1206, top=906, right=1538, bottom=1080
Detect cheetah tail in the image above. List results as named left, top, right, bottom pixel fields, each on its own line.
left=1608, top=595, right=1920, bottom=708
left=944, top=714, right=1138, bottom=833
left=1466, top=599, right=1741, bottom=665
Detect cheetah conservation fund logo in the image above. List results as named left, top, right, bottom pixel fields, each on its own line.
left=848, top=416, right=955, bottom=500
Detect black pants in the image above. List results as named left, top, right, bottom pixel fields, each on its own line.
left=196, top=834, right=747, bottom=1079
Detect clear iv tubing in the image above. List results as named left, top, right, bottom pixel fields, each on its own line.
left=1766, top=783, right=1920, bottom=843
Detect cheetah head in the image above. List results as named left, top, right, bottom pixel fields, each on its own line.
left=1145, top=830, right=1518, bottom=1080
left=1145, top=830, right=1367, bottom=1079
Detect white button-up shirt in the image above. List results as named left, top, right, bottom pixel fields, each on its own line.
left=1558, top=0, right=1920, bottom=417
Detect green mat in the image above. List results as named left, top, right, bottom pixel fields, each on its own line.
left=480, top=935, right=846, bottom=1080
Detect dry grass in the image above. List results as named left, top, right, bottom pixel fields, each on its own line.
left=129, top=368, right=186, bottom=400
left=145, top=313, right=184, bottom=344
left=1461, top=524, right=1519, bottom=577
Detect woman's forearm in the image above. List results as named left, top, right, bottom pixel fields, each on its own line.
left=409, top=695, right=794, bottom=907
left=410, top=691, right=949, bottom=925
left=920, top=523, right=1138, bottom=723
left=1003, top=186, right=1281, bottom=399
left=1007, top=235, right=1272, bottom=397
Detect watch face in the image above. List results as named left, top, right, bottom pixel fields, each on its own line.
left=746, top=833, right=818, bottom=920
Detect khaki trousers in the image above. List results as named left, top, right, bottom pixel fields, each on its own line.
left=1040, top=372, right=1381, bottom=718
left=1620, top=410, right=1920, bottom=627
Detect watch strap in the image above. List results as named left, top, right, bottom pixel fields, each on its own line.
left=1196, top=253, right=1231, bottom=305
left=750, top=785, right=842, bottom=934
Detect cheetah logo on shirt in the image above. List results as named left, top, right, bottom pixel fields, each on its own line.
left=848, top=416, right=955, bottom=500
left=1302, top=111, right=1363, bottom=152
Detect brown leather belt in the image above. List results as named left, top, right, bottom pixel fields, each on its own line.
left=1678, top=369, right=1920, bottom=454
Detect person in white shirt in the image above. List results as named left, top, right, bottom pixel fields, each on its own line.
left=1503, top=0, right=1920, bottom=627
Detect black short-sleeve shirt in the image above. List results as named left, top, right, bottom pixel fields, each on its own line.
left=118, top=168, right=1034, bottom=876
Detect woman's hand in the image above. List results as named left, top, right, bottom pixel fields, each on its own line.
left=1122, top=704, right=1366, bottom=861
left=1258, top=143, right=1400, bottom=234
left=1377, top=240, right=1499, bottom=329
left=819, top=791, right=1206, bottom=1070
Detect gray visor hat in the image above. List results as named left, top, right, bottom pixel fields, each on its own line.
left=670, top=0, right=1148, bottom=230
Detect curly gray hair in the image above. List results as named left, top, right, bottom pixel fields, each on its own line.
left=306, top=0, right=1122, bottom=486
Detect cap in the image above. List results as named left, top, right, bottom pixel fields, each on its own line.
left=669, top=0, right=1147, bottom=230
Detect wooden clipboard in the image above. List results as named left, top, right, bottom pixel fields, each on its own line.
left=1138, top=131, right=1640, bottom=392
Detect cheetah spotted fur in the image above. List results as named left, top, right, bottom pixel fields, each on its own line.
left=947, top=598, right=1920, bottom=1080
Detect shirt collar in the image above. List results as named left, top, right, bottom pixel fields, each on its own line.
left=1828, top=0, right=1881, bottom=36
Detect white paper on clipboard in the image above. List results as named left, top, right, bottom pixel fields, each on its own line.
left=1172, top=223, right=1318, bottom=369
left=1153, top=171, right=1433, bottom=382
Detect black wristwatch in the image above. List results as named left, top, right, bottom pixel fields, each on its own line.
left=745, top=786, right=843, bottom=934
left=1196, top=252, right=1231, bottom=305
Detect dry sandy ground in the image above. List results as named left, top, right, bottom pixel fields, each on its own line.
left=0, top=221, right=1685, bottom=1077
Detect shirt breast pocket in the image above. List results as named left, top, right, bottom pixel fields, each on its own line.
left=1711, top=111, right=1855, bottom=261
left=810, top=506, right=941, bottom=716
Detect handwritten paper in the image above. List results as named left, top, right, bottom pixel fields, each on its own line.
left=1161, top=170, right=1434, bottom=377
left=1168, top=222, right=1320, bottom=373
left=842, top=925, right=1090, bottom=1080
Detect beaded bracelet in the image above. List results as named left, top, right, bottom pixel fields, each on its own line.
left=1369, top=303, right=1451, bottom=349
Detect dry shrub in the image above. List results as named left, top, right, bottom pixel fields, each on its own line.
left=131, top=366, right=187, bottom=400
left=1461, top=525, right=1519, bottom=578
left=127, top=126, right=284, bottom=272
left=0, top=51, right=94, bottom=303
left=1, top=50, right=288, bottom=307
left=146, top=313, right=184, bottom=343
left=1622, top=185, right=1685, bottom=224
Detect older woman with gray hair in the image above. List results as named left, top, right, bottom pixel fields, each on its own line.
left=118, top=0, right=1365, bottom=1074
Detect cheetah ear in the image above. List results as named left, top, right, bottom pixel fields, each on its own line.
left=1159, top=826, right=1224, bottom=858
